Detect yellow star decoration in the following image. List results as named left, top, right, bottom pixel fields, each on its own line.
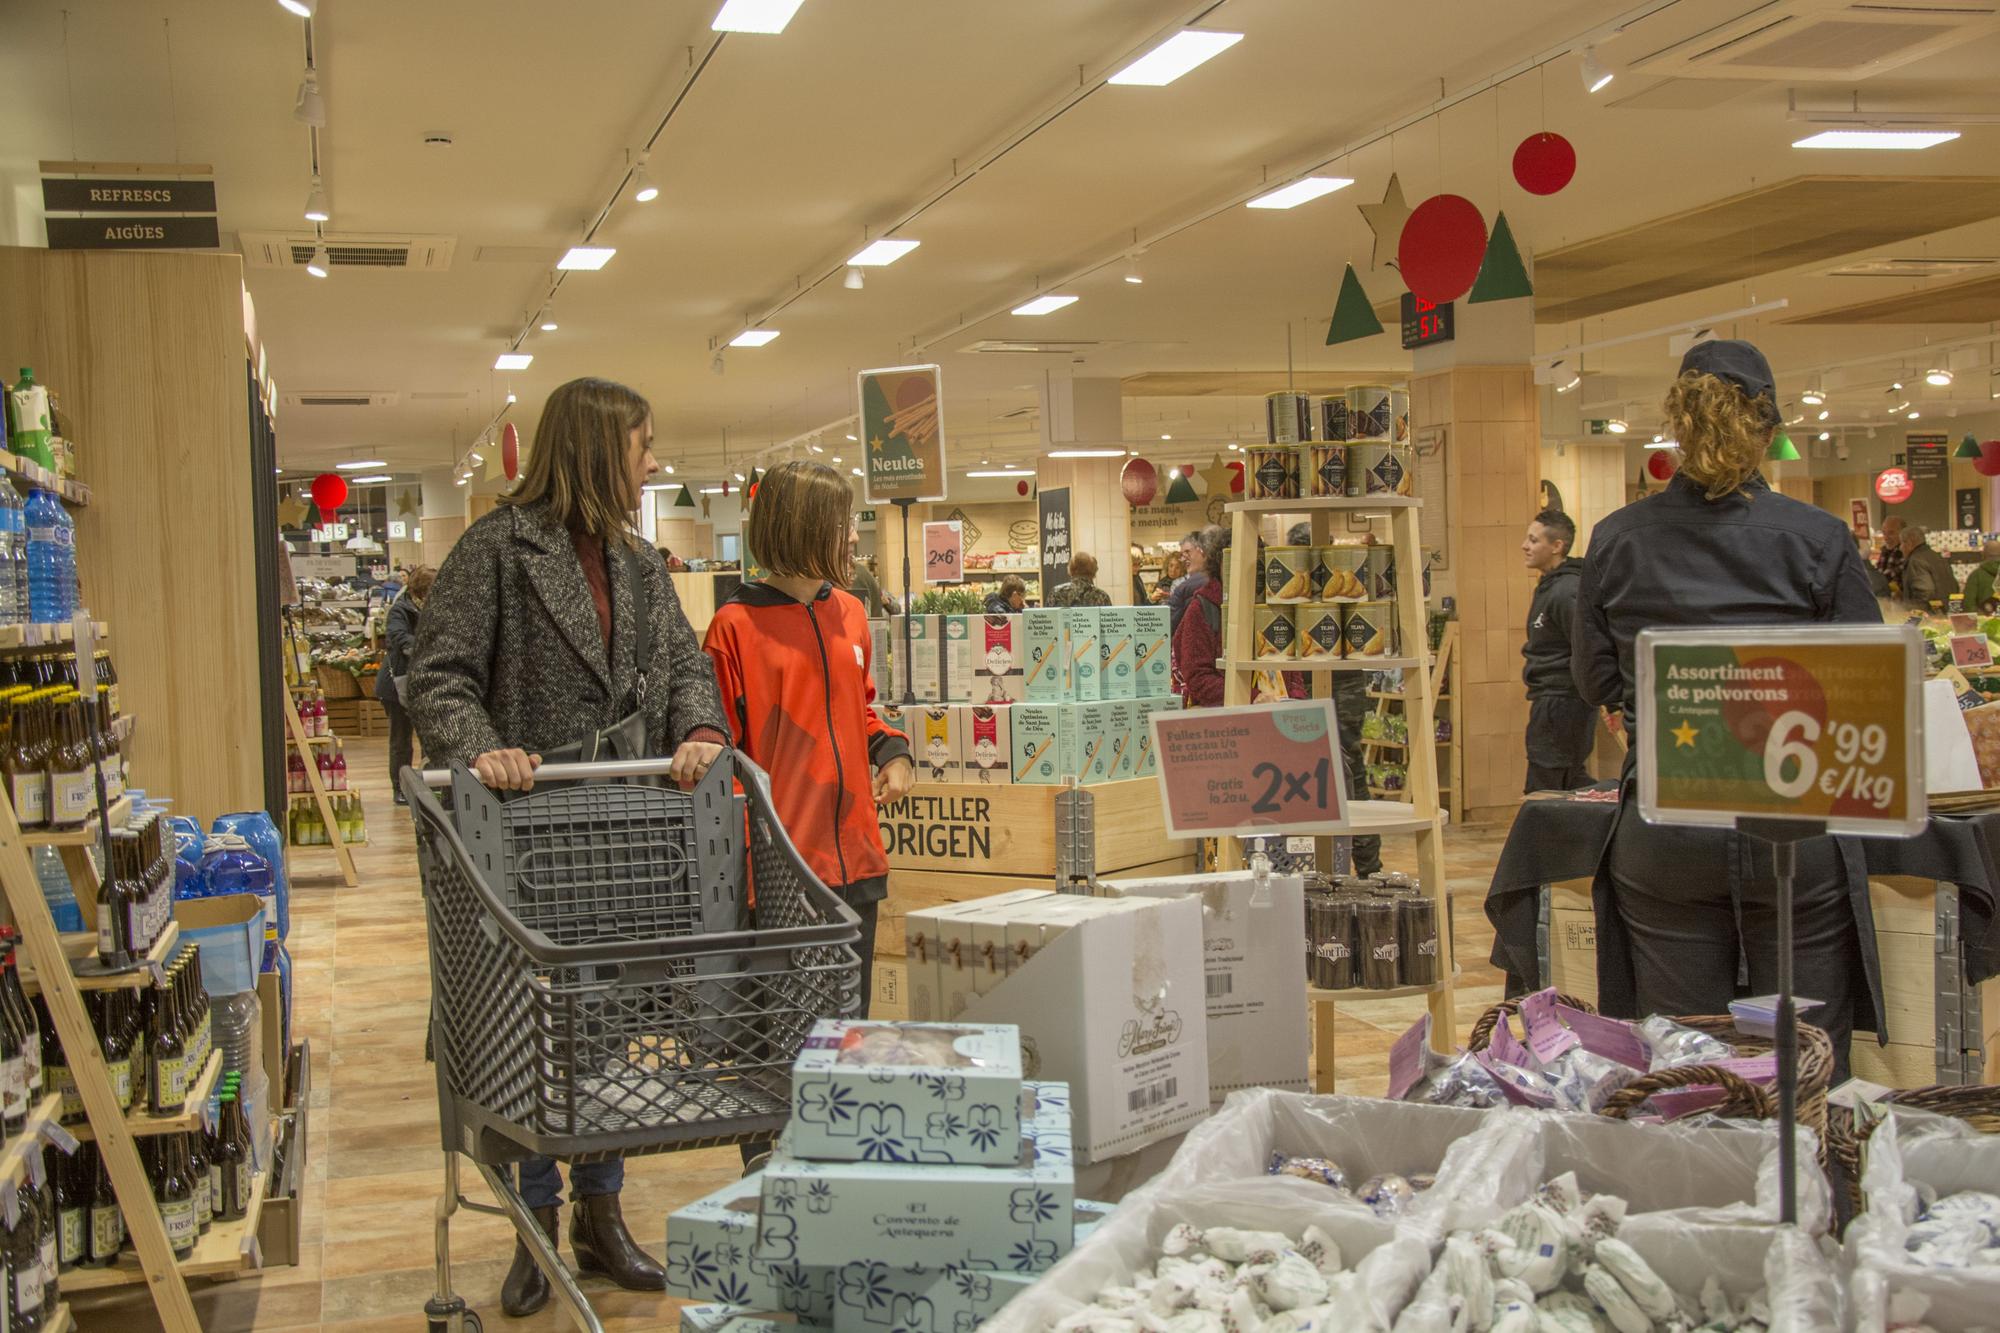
left=277, top=495, right=311, bottom=528
left=1671, top=720, right=1700, bottom=749
left=1197, top=454, right=1236, bottom=501
left=395, top=489, right=419, bottom=517
left=1357, top=173, right=1412, bottom=271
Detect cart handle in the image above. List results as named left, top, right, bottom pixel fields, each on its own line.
left=413, top=756, right=688, bottom=787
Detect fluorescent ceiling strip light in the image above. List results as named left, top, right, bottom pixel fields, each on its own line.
left=699, top=487, right=727, bottom=494
left=494, top=353, right=533, bottom=371
left=335, top=460, right=387, bottom=470
left=712, top=0, right=805, bottom=33
left=349, top=474, right=393, bottom=484
left=1013, top=295, right=1079, bottom=316
left=556, top=246, right=617, bottom=270
left=1045, top=449, right=1125, bottom=459
left=1246, top=176, right=1354, bottom=210
left=730, top=329, right=781, bottom=347
left=1793, top=130, right=1959, bottom=151
left=966, top=469, right=1036, bottom=477
left=1108, top=30, right=1243, bottom=86
left=847, top=238, right=921, bottom=266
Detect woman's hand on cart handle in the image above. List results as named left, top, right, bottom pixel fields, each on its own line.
left=669, top=739, right=725, bottom=788
left=873, top=755, right=914, bottom=805
left=473, top=748, right=542, bottom=791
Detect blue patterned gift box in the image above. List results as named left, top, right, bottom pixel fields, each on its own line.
left=678, top=1305, right=795, bottom=1333
left=761, top=1079, right=1073, bottom=1270
left=789, top=1020, right=1027, bottom=1166
left=666, top=1174, right=836, bottom=1325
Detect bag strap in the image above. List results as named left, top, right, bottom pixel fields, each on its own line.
left=618, top=541, right=656, bottom=714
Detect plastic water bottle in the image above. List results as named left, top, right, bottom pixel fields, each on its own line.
left=33, top=846, right=81, bottom=933
left=24, top=487, right=70, bottom=625
left=0, top=477, right=24, bottom=625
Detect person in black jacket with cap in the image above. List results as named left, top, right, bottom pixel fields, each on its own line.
left=1519, top=509, right=1591, bottom=792
left=1572, top=338, right=1880, bottom=1082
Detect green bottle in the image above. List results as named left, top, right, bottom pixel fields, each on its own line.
left=7, top=370, right=53, bottom=471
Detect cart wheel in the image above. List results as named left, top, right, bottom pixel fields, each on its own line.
left=426, top=1313, right=480, bottom=1333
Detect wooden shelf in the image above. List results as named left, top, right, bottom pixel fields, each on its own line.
left=1361, top=737, right=1408, bottom=750
left=292, top=733, right=336, bottom=747
left=0, top=448, right=89, bottom=505
left=1369, top=691, right=1451, bottom=701
left=21, top=795, right=131, bottom=847
left=1225, top=656, right=1423, bottom=672
left=25, top=921, right=179, bottom=996
left=1225, top=495, right=1420, bottom=514
left=71, top=1049, right=222, bottom=1143
left=1308, top=980, right=1450, bottom=1002
left=287, top=790, right=353, bottom=803
left=0, top=621, right=109, bottom=653
left=60, top=1169, right=269, bottom=1290
left=45, top=1303, right=71, bottom=1333
left=0, top=1092, right=67, bottom=1191
left=1345, top=800, right=1441, bottom=834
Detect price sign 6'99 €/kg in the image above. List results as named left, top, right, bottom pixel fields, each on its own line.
left=1148, top=699, right=1350, bottom=838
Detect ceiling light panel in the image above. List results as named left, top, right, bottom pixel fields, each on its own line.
left=1793, top=130, right=1960, bottom=150
left=1246, top=176, right=1354, bottom=210
left=556, top=246, right=617, bottom=270
left=729, top=329, right=781, bottom=347
left=349, top=474, right=393, bottom=484
left=1108, top=30, right=1243, bottom=86
left=712, top=0, right=805, bottom=34
left=847, top=238, right=920, bottom=266
left=495, top=352, right=533, bottom=370
left=335, top=460, right=387, bottom=470
left=1013, top=295, right=1079, bottom=316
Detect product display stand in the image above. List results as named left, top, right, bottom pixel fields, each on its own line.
left=1219, top=495, right=1455, bottom=1091
left=283, top=690, right=358, bottom=887
left=1739, top=816, right=1813, bottom=1227
left=1362, top=623, right=1462, bottom=822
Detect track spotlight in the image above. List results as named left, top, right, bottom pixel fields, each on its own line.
left=294, top=71, right=326, bottom=127
left=303, top=175, right=329, bottom=223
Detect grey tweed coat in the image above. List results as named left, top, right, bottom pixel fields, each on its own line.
left=405, top=500, right=727, bottom=769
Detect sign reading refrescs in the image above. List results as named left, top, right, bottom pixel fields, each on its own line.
left=1636, top=625, right=1925, bottom=836
left=1149, top=699, right=1351, bottom=838
left=857, top=363, right=947, bottom=504
left=922, top=520, right=963, bottom=584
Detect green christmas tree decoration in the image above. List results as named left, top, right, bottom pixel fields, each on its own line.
left=1957, top=433, right=1983, bottom=460
left=674, top=484, right=696, bottom=508
left=1163, top=467, right=1200, bottom=505
left=1467, top=212, right=1533, bottom=304
left=1768, top=432, right=1801, bottom=462
left=1325, top=265, right=1384, bottom=345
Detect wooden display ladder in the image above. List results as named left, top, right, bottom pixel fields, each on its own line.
left=1360, top=622, right=1464, bottom=825
left=283, top=690, right=357, bottom=887
left=1218, top=495, right=1456, bottom=1092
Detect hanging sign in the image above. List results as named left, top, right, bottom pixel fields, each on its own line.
left=857, top=363, right=947, bottom=503
left=388, top=521, right=409, bottom=540
left=1399, top=293, right=1455, bottom=349
left=1635, top=625, right=1925, bottom=837
left=1148, top=699, right=1352, bottom=838
left=1958, top=488, right=1983, bottom=532
left=41, top=178, right=216, bottom=213
left=922, top=520, right=964, bottom=584
left=1875, top=468, right=1913, bottom=504
left=1907, top=434, right=1949, bottom=484
left=45, top=215, right=220, bottom=250
left=1037, top=486, right=1072, bottom=593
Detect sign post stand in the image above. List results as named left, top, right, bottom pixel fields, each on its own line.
left=1735, top=815, right=1820, bottom=1225
left=895, top=498, right=916, bottom=706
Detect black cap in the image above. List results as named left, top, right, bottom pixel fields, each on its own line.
left=1678, top=338, right=1775, bottom=406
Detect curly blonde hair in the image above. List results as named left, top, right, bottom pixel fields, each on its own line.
left=1664, top=371, right=1776, bottom=500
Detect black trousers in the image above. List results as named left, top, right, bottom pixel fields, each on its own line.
left=1525, top=694, right=1596, bottom=795
left=385, top=696, right=414, bottom=799
left=1606, top=788, right=1859, bottom=1084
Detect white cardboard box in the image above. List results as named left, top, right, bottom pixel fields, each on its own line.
left=1101, top=871, right=1310, bottom=1103
left=962, top=705, right=1012, bottom=785
left=964, top=894, right=1209, bottom=1165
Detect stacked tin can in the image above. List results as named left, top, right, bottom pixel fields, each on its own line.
left=1302, top=872, right=1440, bottom=991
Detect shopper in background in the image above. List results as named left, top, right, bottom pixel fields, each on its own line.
left=984, top=575, right=1028, bottom=616
left=1048, top=552, right=1111, bottom=607
left=1899, top=523, right=1959, bottom=609
left=1518, top=509, right=1593, bottom=793
left=1962, top=539, right=2000, bottom=612
left=1129, top=543, right=1150, bottom=604
left=1287, top=523, right=1378, bottom=875
left=1572, top=339, right=1879, bottom=1082
left=1151, top=551, right=1186, bottom=604
left=1876, top=515, right=1906, bottom=596
left=406, top=375, right=730, bottom=1317
left=374, top=565, right=435, bottom=804
left=1858, top=535, right=1892, bottom=601
left=1168, top=530, right=1212, bottom=634
left=846, top=546, right=889, bottom=617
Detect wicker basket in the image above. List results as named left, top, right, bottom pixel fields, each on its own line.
left=315, top=663, right=362, bottom=699
left=1829, top=1083, right=2000, bottom=1223
left=1466, top=998, right=1834, bottom=1151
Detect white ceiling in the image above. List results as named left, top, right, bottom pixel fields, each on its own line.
left=3, top=0, right=2000, bottom=486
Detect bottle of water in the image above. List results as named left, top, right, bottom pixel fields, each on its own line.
left=24, top=487, right=70, bottom=625
left=33, top=846, right=80, bottom=933
left=0, top=476, right=22, bottom=625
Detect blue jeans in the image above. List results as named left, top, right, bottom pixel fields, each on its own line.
left=515, top=1156, right=624, bottom=1210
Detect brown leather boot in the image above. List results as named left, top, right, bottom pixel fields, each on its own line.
left=500, top=1205, right=559, bottom=1318
left=570, top=1192, right=667, bottom=1291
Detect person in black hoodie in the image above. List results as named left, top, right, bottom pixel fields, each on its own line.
left=1519, top=508, right=1592, bottom=793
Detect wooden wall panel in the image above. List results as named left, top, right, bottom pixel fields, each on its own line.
left=0, top=246, right=261, bottom=823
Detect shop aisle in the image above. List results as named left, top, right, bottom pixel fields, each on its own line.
left=70, top=734, right=1510, bottom=1331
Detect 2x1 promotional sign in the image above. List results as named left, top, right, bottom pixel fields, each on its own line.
left=1148, top=699, right=1351, bottom=838
left=1636, top=625, right=1925, bottom=836
left=857, top=363, right=947, bottom=504
left=922, top=520, right=963, bottom=584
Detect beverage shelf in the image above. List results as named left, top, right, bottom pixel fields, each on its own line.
left=21, top=795, right=133, bottom=848
left=24, top=922, right=180, bottom=995
left=0, top=621, right=110, bottom=653
left=0, top=1092, right=67, bottom=1190
left=293, top=734, right=336, bottom=748
left=71, top=1049, right=223, bottom=1143
left=60, top=1168, right=269, bottom=1290
left=0, top=448, right=89, bottom=505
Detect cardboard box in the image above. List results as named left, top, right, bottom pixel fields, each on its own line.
left=175, top=893, right=266, bottom=997
left=916, top=708, right=957, bottom=784
left=891, top=616, right=943, bottom=704
left=962, top=706, right=1012, bottom=785
left=1009, top=704, right=1072, bottom=785
left=679, top=1306, right=795, bottom=1333
left=1132, top=698, right=1178, bottom=778
left=1021, top=610, right=1069, bottom=702
left=965, top=895, right=1210, bottom=1164
left=1132, top=607, right=1171, bottom=698
left=941, top=616, right=978, bottom=704
left=666, top=1175, right=836, bottom=1321
left=1075, top=701, right=1117, bottom=786
left=787, top=1020, right=1026, bottom=1165
left=1105, top=701, right=1140, bottom=782
left=761, top=1082, right=1074, bottom=1270
left=1065, top=609, right=1102, bottom=701
left=972, top=615, right=1025, bottom=705
left=1101, top=871, right=1311, bottom=1102
left=1095, top=608, right=1137, bottom=700
left=871, top=960, right=907, bottom=1021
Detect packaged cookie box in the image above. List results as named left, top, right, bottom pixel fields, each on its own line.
left=678, top=1306, right=799, bottom=1333
left=1021, top=609, right=1069, bottom=702
left=1132, top=606, right=1171, bottom=698
left=666, top=1174, right=836, bottom=1322
left=787, top=1019, right=1027, bottom=1166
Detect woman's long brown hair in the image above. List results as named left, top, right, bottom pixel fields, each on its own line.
left=500, top=377, right=650, bottom=546
left=1664, top=371, right=1776, bottom=500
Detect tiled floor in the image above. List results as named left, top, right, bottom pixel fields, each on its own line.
left=74, top=736, right=1514, bottom=1331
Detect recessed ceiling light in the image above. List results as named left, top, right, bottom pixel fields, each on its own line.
left=1794, top=130, right=1959, bottom=151
left=335, top=460, right=386, bottom=470
left=495, top=352, right=533, bottom=370
left=277, top=0, right=317, bottom=14
left=662, top=464, right=675, bottom=474
left=1046, top=449, right=1126, bottom=459
left=305, top=244, right=330, bottom=279
left=1927, top=367, right=1954, bottom=386
left=845, top=433, right=858, bottom=442
left=1606, top=419, right=1628, bottom=434
left=1246, top=176, right=1354, bottom=210
left=1160, top=434, right=1172, bottom=440
left=1647, top=438, right=1677, bottom=450
left=1013, top=294, right=1079, bottom=316
left=712, top=0, right=805, bottom=34
left=848, top=238, right=920, bottom=267
left=350, top=474, right=392, bottom=484
left=850, top=467, right=863, bottom=477
left=1908, top=410, right=1922, bottom=419
left=966, top=469, right=1035, bottom=478
left=1579, top=47, right=1613, bottom=94
left=557, top=246, right=616, bottom=271
left=1801, top=387, right=1824, bottom=405
left=303, top=175, right=329, bottom=223
left=830, top=456, right=842, bottom=464
left=1108, top=29, right=1243, bottom=86
left=729, top=329, right=780, bottom=347
left=1817, top=410, right=1829, bottom=420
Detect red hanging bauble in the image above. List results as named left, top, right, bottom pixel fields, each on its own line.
left=1120, top=457, right=1158, bottom=507
left=1645, top=450, right=1677, bottom=482
left=1398, top=195, right=1488, bottom=304
left=1512, top=132, right=1577, bottom=195
left=1226, top=459, right=1245, bottom=493
left=1016, top=479, right=1031, bottom=497
left=502, top=421, right=520, bottom=481
left=310, top=472, right=348, bottom=523
left=1975, top=442, right=2000, bottom=478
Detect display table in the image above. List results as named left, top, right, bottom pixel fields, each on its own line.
left=1487, top=789, right=2000, bottom=1087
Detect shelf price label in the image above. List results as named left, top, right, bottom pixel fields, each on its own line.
left=1148, top=699, right=1351, bottom=838
left=1636, top=625, right=1926, bottom=836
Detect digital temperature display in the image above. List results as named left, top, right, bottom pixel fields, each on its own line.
left=1400, top=293, right=1455, bottom=350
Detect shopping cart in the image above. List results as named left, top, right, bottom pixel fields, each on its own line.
left=404, top=753, right=863, bottom=1333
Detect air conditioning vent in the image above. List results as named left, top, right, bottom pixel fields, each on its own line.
left=282, top=390, right=401, bottom=409
left=241, top=231, right=457, bottom=271
left=1627, top=0, right=2000, bottom=80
